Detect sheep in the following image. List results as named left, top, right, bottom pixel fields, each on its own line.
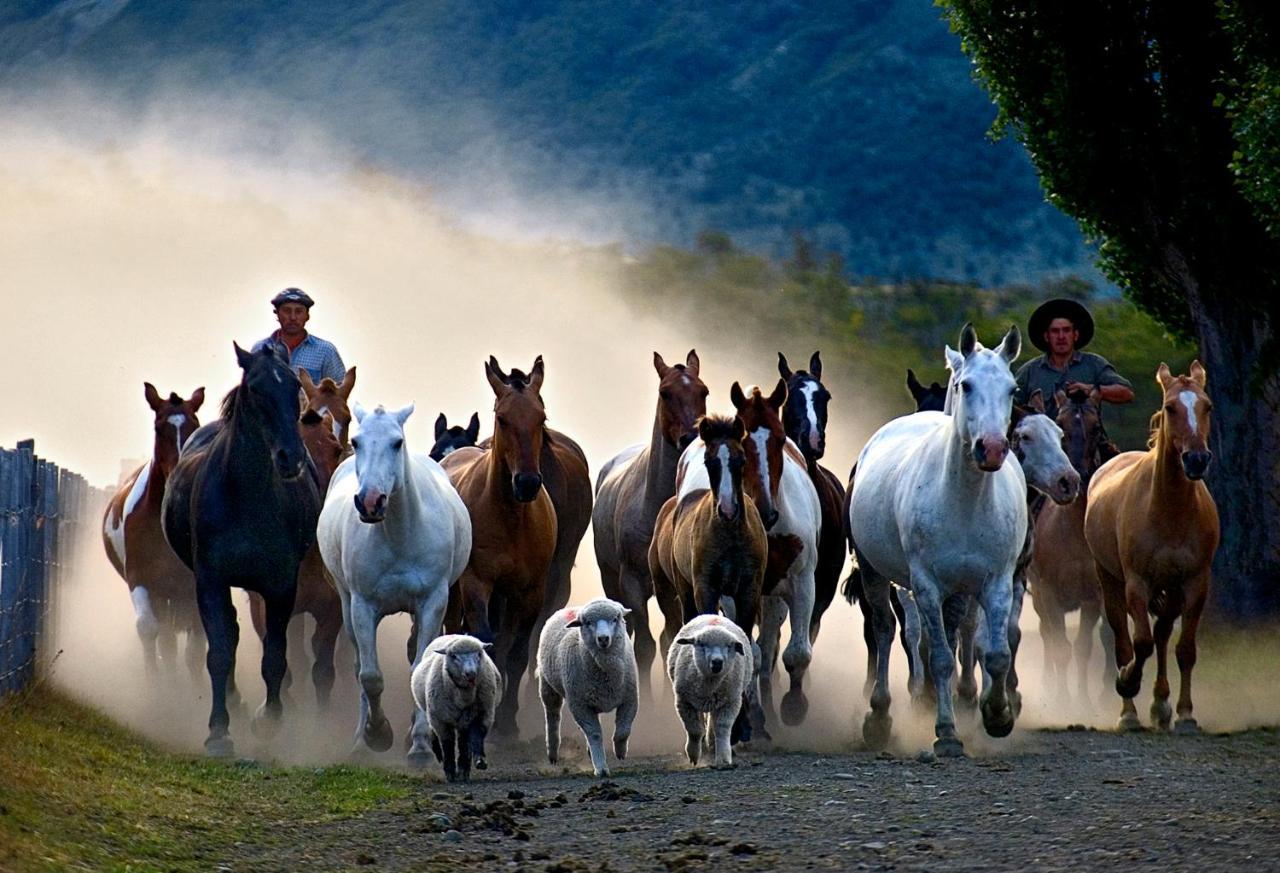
left=536, top=597, right=639, bottom=777
left=666, top=614, right=757, bottom=768
left=409, top=634, right=501, bottom=783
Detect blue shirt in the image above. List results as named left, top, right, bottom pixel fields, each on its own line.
left=252, top=331, right=346, bottom=384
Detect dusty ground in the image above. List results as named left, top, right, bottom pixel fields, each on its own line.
left=242, top=725, right=1278, bottom=872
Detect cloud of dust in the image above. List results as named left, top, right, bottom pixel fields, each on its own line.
left=14, top=94, right=1276, bottom=772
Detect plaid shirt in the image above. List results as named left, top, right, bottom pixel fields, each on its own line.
left=252, top=331, right=346, bottom=384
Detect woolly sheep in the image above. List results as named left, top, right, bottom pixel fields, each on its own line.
left=536, top=598, right=639, bottom=777
left=666, top=614, right=756, bottom=768
left=410, top=634, right=501, bottom=782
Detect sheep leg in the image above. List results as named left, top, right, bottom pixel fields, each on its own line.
left=408, top=585, right=451, bottom=764
left=456, top=724, right=473, bottom=782
left=712, top=706, right=737, bottom=768
left=677, top=700, right=704, bottom=765
left=437, top=723, right=459, bottom=782
left=469, top=721, right=490, bottom=771
left=613, top=688, right=637, bottom=762
left=569, top=701, right=610, bottom=777
left=540, top=680, right=563, bottom=764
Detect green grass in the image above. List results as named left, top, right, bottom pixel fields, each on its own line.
left=0, top=687, right=415, bottom=872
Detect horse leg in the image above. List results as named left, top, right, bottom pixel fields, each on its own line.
left=1075, top=595, right=1104, bottom=704
left=1173, top=579, right=1208, bottom=735
left=408, top=584, right=451, bottom=765
left=912, top=582, right=963, bottom=756
left=1006, top=579, right=1025, bottom=717
left=853, top=574, right=878, bottom=698
left=252, top=588, right=295, bottom=740
left=894, top=587, right=926, bottom=706
left=1150, top=608, right=1177, bottom=730
left=978, top=575, right=1015, bottom=739
left=540, top=679, right=564, bottom=764
left=195, top=579, right=237, bottom=757
left=1116, top=576, right=1154, bottom=708
left=310, top=605, right=342, bottom=708
left=652, top=562, right=686, bottom=670
left=618, top=568, right=657, bottom=701
left=182, top=601, right=207, bottom=684
left=756, top=595, right=787, bottom=723
left=348, top=593, right=393, bottom=753
left=779, top=568, right=815, bottom=726
left=493, top=595, right=539, bottom=739
left=856, top=551, right=896, bottom=750
left=130, top=586, right=162, bottom=677
left=955, top=596, right=980, bottom=712
left=1033, top=585, right=1071, bottom=704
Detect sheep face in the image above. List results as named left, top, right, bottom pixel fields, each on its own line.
left=567, top=600, right=631, bottom=655
left=446, top=649, right=485, bottom=687
left=676, top=628, right=746, bottom=677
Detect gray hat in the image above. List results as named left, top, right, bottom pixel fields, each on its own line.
left=270, top=287, right=315, bottom=308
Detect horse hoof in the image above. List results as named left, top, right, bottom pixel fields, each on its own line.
left=475, top=757, right=488, bottom=771
left=364, top=719, right=394, bottom=753
left=1011, top=690, right=1023, bottom=718
left=1150, top=701, right=1173, bottom=731
left=862, top=712, right=892, bottom=750
left=933, top=736, right=966, bottom=758
left=981, top=703, right=1015, bottom=739
left=406, top=751, right=432, bottom=771
left=205, top=735, right=235, bottom=759
left=1115, top=674, right=1141, bottom=700
left=1117, top=712, right=1144, bottom=732
left=250, top=704, right=283, bottom=740
left=780, top=690, right=809, bottom=726
left=594, top=767, right=611, bottom=779
left=1174, top=718, right=1200, bottom=736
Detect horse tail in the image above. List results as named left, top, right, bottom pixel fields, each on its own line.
left=841, top=566, right=864, bottom=606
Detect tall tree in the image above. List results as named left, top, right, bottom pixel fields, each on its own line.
left=941, top=1, right=1280, bottom=616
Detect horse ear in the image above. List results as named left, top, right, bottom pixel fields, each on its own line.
left=1189, top=360, right=1207, bottom=387
left=1156, top=362, right=1174, bottom=390
left=730, top=382, right=748, bottom=410
left=466, top=412, right=481, bottom=442
left=958, top=323, right=978, bottom=358
left=777, top=352, right=793, bottom=381
left=234, top=341, right=254, bottom=370
left=767, top=378, right=787, bottom=411
left=528, top=355, right=545, bottom=393
left=654, top=351, right=670, bottom=378
left=906, top=369, right=925, bottom=401
left=809, top=351, right=822, bottom=380
left=485, top=360, right=508, bottom=396
left=487, top=356, right=509, bottom=384
left=732, top=416, right=747, bottom=441
left=1054, top=389, right=1068, bottom=410
left=144, top=382, right=162, bottom=410
left=298, top=369, right=316, bottom=394
left=997, top=324, right=1021, bottom=364
left=697, top=416, right=714, bottom=442
left=393, top=404, right=415, bottom=427
left=1028, top=389, right=1045, bottom=414
left=434, top=413, right=447, bottom=439
left=353, top=401, right=367, bottom=424
left=944, top=344, right=964, bottom=374
left=685, top=349, right=700, bottom=375
left=339, top=366, right=357, bottom=399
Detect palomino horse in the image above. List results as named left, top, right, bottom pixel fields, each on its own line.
left=594, top=350, right=707, bottom=688
left=1084, top=362, right=1219, bottom=733
left=442, top=357, right=559, bottom=736
left=103, top=383, right=205, bottom=675
left=300, top=367, right=357, bottom=451
left=777, top=351, right=846, bottom=644
left=430, top=412, right=481, bottom=461
left=1028, top=388, right=1120, bottom=703
left=249, top=408, right=347, bottom=705
left=849, top=324, right=1025, bottom=756
left=676, top=381, right=821, bottom=726
left=162, top=343, right=321, bottom=757
left=318, top=403, right=472, bottom=761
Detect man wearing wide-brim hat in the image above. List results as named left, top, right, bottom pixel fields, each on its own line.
left=1014, top=298, right=1134, bottom=419
left=251, top=287, right=347, bottom=384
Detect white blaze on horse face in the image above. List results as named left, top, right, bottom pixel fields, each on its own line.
left=168, top=414, right=188, bottom=452
left=750, top=428, right=772, bottom=498
left=801, top=382, right=821, bottom=449
left=1179, top=391, right=1199, bottom=434
left=715, top=443, right=736, bottom=516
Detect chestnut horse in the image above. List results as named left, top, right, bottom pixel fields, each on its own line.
left=300, top=367, right=357, bottom=451
left=1084, top=362, right=1219, bottom=733
left=777, top=351, right=845, bottom=643
left=442, top=356, right=559, bottom=736
left=103, top=383, right=205, bottom=675
left=1028, top=387, right=1120, bottom=703
left=594, top=350, right=707, bottom=688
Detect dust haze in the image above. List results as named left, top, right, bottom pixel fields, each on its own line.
left=7, top=95, right=1276, bottom=771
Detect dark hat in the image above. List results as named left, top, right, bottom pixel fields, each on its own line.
left=1028, top=298, right=1094, bottom=352
left=270, top=287, right=314, bottom=308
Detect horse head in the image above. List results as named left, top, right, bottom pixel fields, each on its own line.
left=1053, top=386, right=1112, bottom=487
left=778, top=351, right=831, bottom=461
left=654, top=349, right=708, bottom=451
left=1155, top=361, right=1212, bottom=480
left=906, top=368, right=947, bottom=413
left=143, top=382, right=204, bottom=471
left=300, top=366, right=356, bottom=450
left=486, top=355, right=548, bottom=503
left=429, top=412, right=481, bottom=461
left=730, top=379, right=787, bottom=530
left=299, top=408, right=344, bottom=491
left=943, top=322, right=1020, bottom=472
left=349, top=402, right=414, bottom=522
left=233, top=342, right=309, bottom=479
left=1010, top=394, right=1079, bottom=505
left=697, top=414, right=748, bottom=522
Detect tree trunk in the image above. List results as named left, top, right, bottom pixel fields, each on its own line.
left=1187, top=285, right=1280, bottom=619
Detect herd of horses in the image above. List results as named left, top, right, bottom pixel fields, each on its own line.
left=101, top=324, right=1220, bottom=765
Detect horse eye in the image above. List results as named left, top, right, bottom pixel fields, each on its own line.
left=961, top=382, right=973, bottom=393
left=393, top=439, right=404, bottom=450
left=351, top=438, right=360, bottom=449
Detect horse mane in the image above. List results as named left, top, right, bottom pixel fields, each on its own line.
left=1147, top=410, right=1163, bottom=449
left=167, top=391, right=183, bottom=406
left=506, top=368, right=529, bottom=392
left=220, top=386, right=240, bottom=420
left=699, top=414, right=740, bottom=442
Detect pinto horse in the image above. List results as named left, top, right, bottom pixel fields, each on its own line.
left=430, top=412, right=481, bottom=461
left=300, top=367, right=357, bottom=451
left=103, top=383, right=205, bottom=675
left=1028, top=387, right=1120, bottom=703
left=1084, top=362, right=1219, bottom=733
left=442, top=356, right=559, bottom=736
left=162, top=343, right=321, bottom=757
left=594, top=350, right=707, bottom=687
left=850, top=324, right=1024, bottom=756
left=777, top=351, right=846, bottom=644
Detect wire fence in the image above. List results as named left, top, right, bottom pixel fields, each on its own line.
left=0, top=440, right=107, bottom=698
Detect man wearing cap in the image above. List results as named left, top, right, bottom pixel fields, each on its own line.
left=1014, top=298, right=1134, bottom=419
left=252, top=288, right=347, bottom=384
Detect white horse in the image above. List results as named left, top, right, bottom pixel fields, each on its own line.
left=676, top=383, right=822, bottom=726
left=849, top=323, right=1026, bottom=756
left=317, top=403, right=472, bottom=764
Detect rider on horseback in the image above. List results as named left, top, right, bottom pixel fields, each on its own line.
left=1014, top=298, right=1134, bottom=419
left=252, top=288, right=346, bottom=384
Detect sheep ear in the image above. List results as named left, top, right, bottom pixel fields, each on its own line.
left=676, top=637, right=694, bottom=646
left=620, top=607, right=632, bottom=617
left=733, top=642, right=745, bottom=656
left=483, top=642, right=494, bottom=652
left=566, top=619, right=582, bottom=628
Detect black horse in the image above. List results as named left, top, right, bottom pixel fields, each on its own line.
left=162, top=343, right=321, bottom=757
left=429, top=411, right=481, bottom=461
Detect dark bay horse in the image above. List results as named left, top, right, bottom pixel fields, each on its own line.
left=103, top=383, right=205, bottom=675
left=430, top=412, right=481, bottom=461
left=162, top=343, right=321, bottom=757
left=777, top=351, right=846, bottom=643
left=1084, top=362, right=1219, bottom=733
left=593, top=350, right=707, bottom=689
left=442, top=356, right=559, bottom=736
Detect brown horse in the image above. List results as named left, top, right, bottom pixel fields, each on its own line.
left=249, top=408, right=347, bottom=705
left=102, top=383, right=205, bottom=675
left=1084, top=362, right=1219, bottom=733
left=442, top=356, right=559, bottom=736
left=300, top=367, right=357, bottom=451
left=594, top=350, right=707, bottom=687
left=1029, top=387, right=1119, bottom=703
